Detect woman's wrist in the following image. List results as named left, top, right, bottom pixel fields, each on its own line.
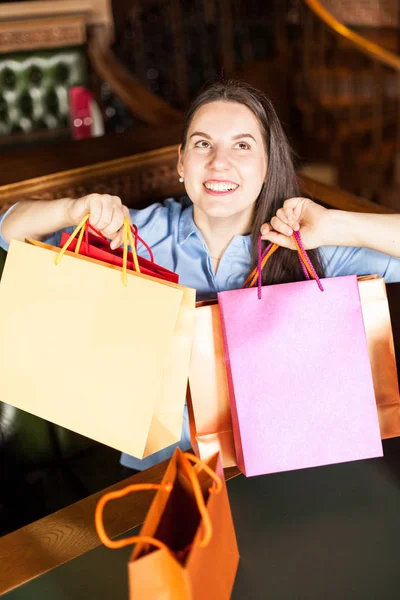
left=62, top=197, right=81, bottom=228
left=322, top=209, right=364, bottom=248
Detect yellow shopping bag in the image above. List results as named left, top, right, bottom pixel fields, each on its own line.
left=0, top=217, right=195, bottom=458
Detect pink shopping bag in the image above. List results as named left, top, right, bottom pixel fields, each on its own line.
left=217, top=234, right=383, bottom=477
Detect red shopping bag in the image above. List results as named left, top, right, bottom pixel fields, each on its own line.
left=60, top=222, right=178, bottom=284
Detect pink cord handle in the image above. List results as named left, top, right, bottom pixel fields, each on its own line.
left=256, top=232, right=324, bottom=299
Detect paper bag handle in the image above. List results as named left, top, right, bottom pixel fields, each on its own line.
left=95, top=482, right=173, bottom=551
left=55, top=216, right=141, bottom=286
left=75, top=219, right=154, bottom=264
left=95, top=454, right=222, bottom=553
left=243, top=232, right=324, bottom=298
left=180, top=452, right=222, bottom=548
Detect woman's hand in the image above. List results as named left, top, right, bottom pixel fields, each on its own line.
left=260, top=197, right=329, bottom=250
left=67, top=193, right=131, bottom=249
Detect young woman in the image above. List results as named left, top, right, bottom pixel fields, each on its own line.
left=1, top=79, right=400, bottom=471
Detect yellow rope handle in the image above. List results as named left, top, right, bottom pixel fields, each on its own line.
left=95, top=482, right=173, bottom=551
left=75, top=220, right=86, bottom=254
left=55, top=214, right=89, bottom=265
left=122, top=218, right=141, bottom=286
left=126, top=220, right=141, bottom=274
left=55, top=215, right=141, bottom=287
left=122, top=218, right=128, bottom=286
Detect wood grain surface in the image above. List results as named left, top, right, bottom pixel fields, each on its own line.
left=0, top=460, right=239, bottom=595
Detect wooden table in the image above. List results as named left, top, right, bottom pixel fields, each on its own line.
left=4, top=445, right=400, bottom=600
left=1, top=283, right=400, bottom=599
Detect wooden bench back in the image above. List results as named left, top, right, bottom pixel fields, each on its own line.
left=0, top=144, right=394, bottom=215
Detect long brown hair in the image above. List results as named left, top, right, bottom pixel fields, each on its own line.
left=180, top=79, right=324, bottom=285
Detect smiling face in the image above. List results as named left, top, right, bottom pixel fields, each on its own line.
left=177, top=100, right=268, bottom=222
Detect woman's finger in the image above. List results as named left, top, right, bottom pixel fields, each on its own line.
left=86, top=194, right=103, bottom=228
left=283, top=208, right=300, bottom=231
left=276, top=207, right=290, bottom=225
left=283, top=197, right=308, bottom=221
left=260, top=229, right=295, bottom=249
left=271, top=215, right=293, bottom=237
left=260, top=222, right=272, bottom=237
left=88, top=194, right=112, bottom=230
left=122, top=205, right=132, bottom=223
left=102, top=207, right=124, bottom=237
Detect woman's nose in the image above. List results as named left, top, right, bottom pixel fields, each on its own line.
left=208, top=147, right=231, bottom=171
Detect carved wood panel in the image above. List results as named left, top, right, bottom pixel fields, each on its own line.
left=0, top=157, right=183, bottom=214
left=0, top=16, right=86, bottom=53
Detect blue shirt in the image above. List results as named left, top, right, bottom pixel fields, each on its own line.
left=1, top=198, right=400, bottom=470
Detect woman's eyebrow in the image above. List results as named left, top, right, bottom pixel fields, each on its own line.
left=232, top=133, right=257, bottom=142
left=189, top=131, right=211, bottom=139
left=189, top=131, right=257, bottom=142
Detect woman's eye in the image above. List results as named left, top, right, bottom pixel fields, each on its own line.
left=235, top=141, right=250, bottom=150
left=195, top=140, right=210, bottom=148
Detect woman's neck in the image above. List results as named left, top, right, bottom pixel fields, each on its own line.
left=193, top=205, right=253, bottom=261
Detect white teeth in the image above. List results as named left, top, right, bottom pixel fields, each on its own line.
left=204, top=182, right=238, bottom=192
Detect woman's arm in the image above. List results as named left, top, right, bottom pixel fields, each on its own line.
left=1, top=194, right=129, bottom=248
left=261, top=198, right=400, bottom=258
left=322, top=210, right=400, bottom=257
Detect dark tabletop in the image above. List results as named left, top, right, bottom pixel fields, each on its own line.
left=5, top=436, right=400, bottom=600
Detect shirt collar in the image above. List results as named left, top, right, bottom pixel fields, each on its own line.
left=178, top=204, right=199, bottom=245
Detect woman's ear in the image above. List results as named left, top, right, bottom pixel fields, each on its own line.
left=177, top=144, right=184, bottom=178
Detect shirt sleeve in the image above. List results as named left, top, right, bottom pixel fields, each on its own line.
left=0, top=204, right=18, bottom=251
left=319, top=245, right=400, bottom=283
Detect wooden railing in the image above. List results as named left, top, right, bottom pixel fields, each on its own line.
left=0, top=145, right=394, bottom=216
left=295, top=0, right=400, bottom=204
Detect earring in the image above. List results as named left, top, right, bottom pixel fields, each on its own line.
left=179, top=174, right=184, bottom=183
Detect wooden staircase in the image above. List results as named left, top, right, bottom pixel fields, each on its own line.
left=77, top=1, right=400, bottom=208
left=293, top=0, right=400, bottom=206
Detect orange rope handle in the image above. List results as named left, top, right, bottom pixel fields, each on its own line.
left=94, top=482, right=173, bottom=551
left=182, top=453, right=222, bottom=494
left=179, top=457, right=212, bottom=548
left=249, top=243, right=279, bottom=288
left=244, top=238, right=317, bottom=290
left=179, top=452, right=224, bottom=548
left=243, top=243, right=279, bottom=288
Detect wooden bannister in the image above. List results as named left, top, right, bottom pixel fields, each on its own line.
left=0, top=145, right=394, bottom=216
left=295, top=0, right=400, bottom=206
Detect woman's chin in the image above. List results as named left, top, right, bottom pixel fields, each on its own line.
left=195, top=198, right=243, bottom=219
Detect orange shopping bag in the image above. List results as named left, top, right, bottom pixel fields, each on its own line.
left=358, top=276, right=400, bottom=438
left=188, top=300, right=237, bottom=467
left=95, top=449, right=239, bottom=599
